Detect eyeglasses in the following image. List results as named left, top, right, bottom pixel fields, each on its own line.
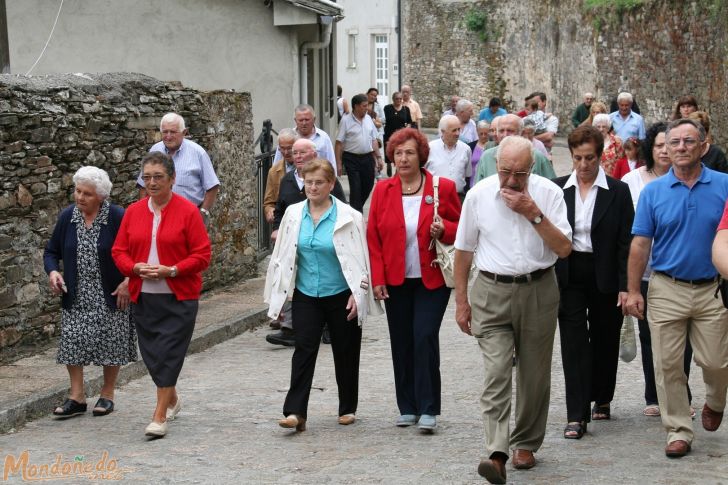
left=667, top=138, right=699, bottom=148
left=304, top=179, right=328, bottom=187
left=497, top=168, right=531, bottom=178
left=142, top=174, right=167, bottom=182
left=279, top=146, right=294, bottom=153
left=293, top=150, right=313, bottom=156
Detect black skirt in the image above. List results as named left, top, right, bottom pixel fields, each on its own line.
left=132, top=293, right=198, bottom=387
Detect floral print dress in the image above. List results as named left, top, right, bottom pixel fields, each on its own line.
left=57, top=201, right=137, bottom=366
left=600, top=133, right=625, bottom=177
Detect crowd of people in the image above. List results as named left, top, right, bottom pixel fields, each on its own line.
left=42, top=84, right=728, bottom=483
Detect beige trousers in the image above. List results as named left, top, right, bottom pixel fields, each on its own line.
left=647, top=273, right=728, bottom=445
left=470, top=269, right=560, bottom=457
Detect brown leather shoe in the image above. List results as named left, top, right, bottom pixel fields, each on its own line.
left=665, top=440, right=690, bottom=458
left=477, top=454, right=507, bottom=484
left=702, top=404, right=724, bottom=432
left=512, top=449, right=536, bottom=469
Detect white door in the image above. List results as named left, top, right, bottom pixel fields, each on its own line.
left=374, top=35, right=389, bottom=104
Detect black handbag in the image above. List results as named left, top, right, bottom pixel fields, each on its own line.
left=714, top=278, right=728, bottom=309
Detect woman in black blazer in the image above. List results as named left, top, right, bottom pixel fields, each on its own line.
left=553, top=126, right=634, bottom=439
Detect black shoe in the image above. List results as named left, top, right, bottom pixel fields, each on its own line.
left=92, top=397, right=114, bottom=416
left=53, top=398, right=87, bottom=419
left=266, top=329, right=295, bottom=347
left=321, top=325, right=331, bottom=344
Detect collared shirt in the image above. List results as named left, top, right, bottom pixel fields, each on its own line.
left=609, top=110, right=646, bottom=140
left=475, top=146, right=556, bottom=182
left=141, top=198, right=172, bottom=294
left=404, top=98, right=422, bottom=123
left=563, top=167, right=609, bottom=253
left=478, top=107, right=507, bottom=123
left=632, top=165, right=728, bottom=279
left=426, top=138, right=472, bottom=193
left=545, top=114, right=559, bottom=133
left=459, top=119, right=478, bottom=144
left=140, top=139, right=220, bottom=206
left=336, top=113, right=378, bottom=154
left=455, top=174, right=572, bottom=275
left=273, top=126, right=337, bottom=176
left=293, top=170, right=304, bottom=190
left=373, top=101, right=385, bottom=137
left=295, top=197, right=349, bottom=297
left=403, top=196, right=423, bottom=277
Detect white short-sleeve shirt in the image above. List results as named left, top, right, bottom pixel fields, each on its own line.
left=425, top=139, right=472, bottom=194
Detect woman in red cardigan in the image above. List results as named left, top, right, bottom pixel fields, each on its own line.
left=112, top=151, right=211, bottom=438
left=367, top=128, right=461, bottom=432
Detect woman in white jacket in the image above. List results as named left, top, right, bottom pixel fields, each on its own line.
left=264, top=159, right=380, bottom=431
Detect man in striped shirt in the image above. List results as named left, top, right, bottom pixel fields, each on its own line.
left=138, top=113, right=220, bottom=224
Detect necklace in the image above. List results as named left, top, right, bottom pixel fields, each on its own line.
left=401, top=172, right=424, bottom=196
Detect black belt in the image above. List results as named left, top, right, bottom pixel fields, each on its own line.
left=480, top=266, right=553, bottom=284
left=655, top=271, right=718, bottom=286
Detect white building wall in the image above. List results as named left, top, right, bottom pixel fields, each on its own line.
left=5, top=0, right=336, bottom=140
left=335, top=0, right=398, bottom=106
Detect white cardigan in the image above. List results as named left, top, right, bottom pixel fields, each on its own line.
left=263, top=198, right=382, bottom=326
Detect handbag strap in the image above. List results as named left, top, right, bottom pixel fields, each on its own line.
left=432, top=175, right=440, bottom=219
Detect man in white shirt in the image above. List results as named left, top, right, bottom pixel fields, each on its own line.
left=426, top=115, right=472, bottom=199
left=272, top=104, right=337, bottom=175
left=456, top=99, right=478, bottom=144
left=453, top=136, right=572, bottom=484
left=527, top=92, right=559, bottom=153
left=443, top=95, right=460, bottom=117
left=335, top=93, right=384, bottom=212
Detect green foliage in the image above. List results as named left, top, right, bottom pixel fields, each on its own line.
left=464, top=9, right=490, bottom=43
left=584, top=0, right=644, bottom=9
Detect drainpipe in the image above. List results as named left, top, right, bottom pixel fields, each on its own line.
left=299, top=15, right=334, bottom=104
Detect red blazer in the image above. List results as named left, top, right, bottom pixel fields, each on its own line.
left=367, top=170, right=461, bottom=289
left=112, top=193, right=211, bottom=302
left=612, top=157, right=643, bottom=180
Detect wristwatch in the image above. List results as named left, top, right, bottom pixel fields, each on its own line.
left=200, top=208, right=211, bottom=218
left=170, top=266, right=178, bottom=278
left=531, top=213, right=544, bottom=225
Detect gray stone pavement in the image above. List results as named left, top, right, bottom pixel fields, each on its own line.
left=0, top=138, right=726, bottom=483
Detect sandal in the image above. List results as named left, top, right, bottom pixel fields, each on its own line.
left=92, top=397, right=114, bottom=416
left=564, top=421, right=586, bottom=439
left=643, top=405, right=660, bottom=417
left=53, top=398, right=87, bottom=419
left=592, top=404, right=611, bottom=420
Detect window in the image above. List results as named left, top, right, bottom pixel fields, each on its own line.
left=347, top=33, right=357, bottom=69
left=374, top=35, right=389, bottom=97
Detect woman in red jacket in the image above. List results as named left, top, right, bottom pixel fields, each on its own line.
left=367, top=127, right=461, bottom=432
left=112, top=151, right=211, bottom=438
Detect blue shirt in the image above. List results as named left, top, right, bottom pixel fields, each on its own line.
left=632, top=166, right=728, bottom=279
left=140, top=139, right=221, bottom=206
left=478, top=107, right=507, bottom=123
left=295, top=198, right=349, bottom=297
left=609, top=110, right=646, bottom=140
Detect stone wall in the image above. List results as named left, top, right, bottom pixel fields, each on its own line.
left=0, top=73, right=256, bottom=360
left=401, top=0, right=728, bottom=144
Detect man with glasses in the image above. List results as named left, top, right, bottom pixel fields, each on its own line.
left=138, top=113, right=220, bottom=224
left=625, top=118, right=728, bottom=458
left=475, top=114, right=555, bottom=183
left=453, top=135, right=572, bottom=483
left=263, top=129, right=299, bottom=223
left=272, top=104, right=337, bottom=175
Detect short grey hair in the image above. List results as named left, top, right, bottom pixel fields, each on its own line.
left=73, top=166, right=113, bottom=199
left=278, top=128, right=299, bottom=142
left=294, top=104, right=315, bottom=116
left=476, top=120, right=490, bottom=130
left=593, top=113, right=612, bottom=128
left=455, top=99, right=473, bottom=113
left=666, top=118, right=707, bottom=143
left=160, top=112, right=186, bottom=131
left=496, top=114, right=524, bottom=136
left=439, top=114, right=460, bottom=133
left=496, top=136, right=534, bottom=167
left=616, top=92, right=633, bottom=104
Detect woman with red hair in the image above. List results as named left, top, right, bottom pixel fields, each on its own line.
left=367, top=127, right=461, bottom=433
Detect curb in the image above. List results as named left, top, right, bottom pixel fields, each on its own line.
left=0, top=306, right=268, bottom=434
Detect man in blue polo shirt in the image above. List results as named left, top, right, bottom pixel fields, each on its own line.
left=609, top=92, right=646, bottom=140
left=625, top=118, right=728, bottom=459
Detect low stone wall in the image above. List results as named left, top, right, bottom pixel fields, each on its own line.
left=0, top=72, right=256, bottom=360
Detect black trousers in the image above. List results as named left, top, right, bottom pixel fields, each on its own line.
left=558, top=252, right=622, bottom=423
left=342, top=151, right=375, bottom=213
left=637, top=280, right=693, bottom=405
left=283, top=289, right=361, bottom=419
left=384, top=278, right=451, bottom=416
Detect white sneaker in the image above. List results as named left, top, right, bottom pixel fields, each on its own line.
left=166, top=399, right=182, bottom=421
left=145, top=420, right=168, bottom=437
